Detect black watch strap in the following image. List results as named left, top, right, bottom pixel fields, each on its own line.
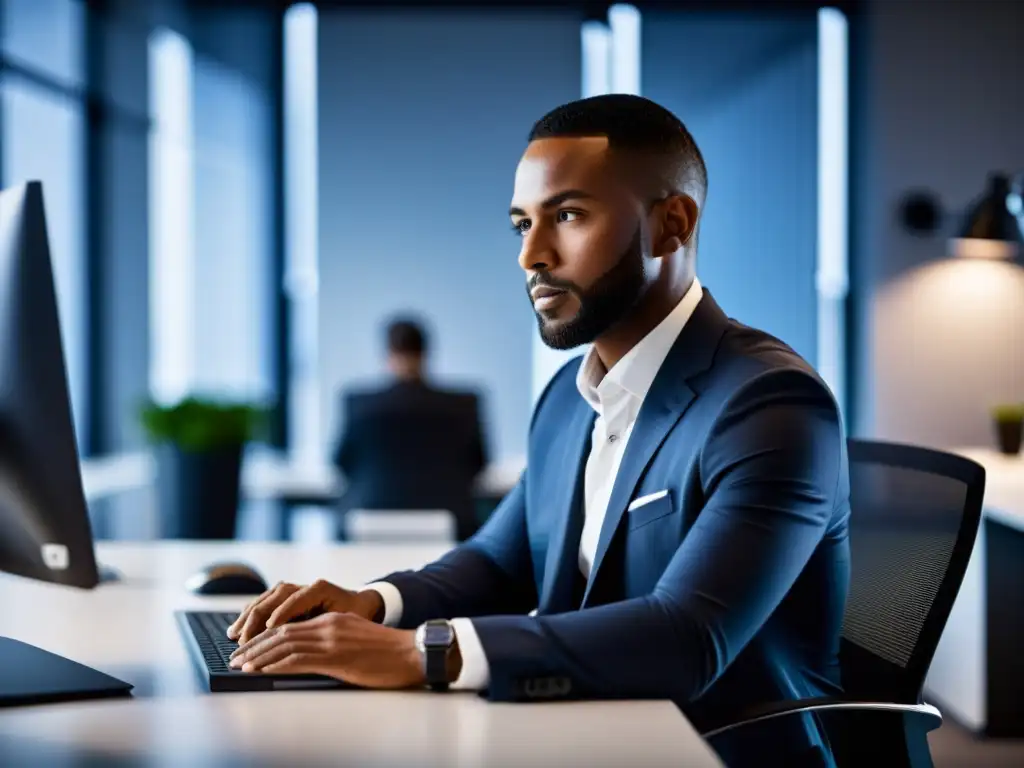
left=425, top=644, right=449, bottom=691
left=417, top=620, right=454, bottom=691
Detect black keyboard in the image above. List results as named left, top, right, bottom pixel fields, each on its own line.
left=176, top=611, right=349, bottom=693
left=184, top=611, right=239, bottom=674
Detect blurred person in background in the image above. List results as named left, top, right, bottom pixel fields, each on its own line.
left=332, top=317, right=488, bottom=541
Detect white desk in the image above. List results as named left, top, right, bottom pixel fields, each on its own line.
left=241, top=453, right=526, bottom=502
left=0, top=542, right=722, bottom=767
left=79, top=451, right=154, bottom=502
left=79, top=451, right=526, bottom=504
left=950, top=447, right=1024, bottom=532
left=924, top=447, right=1024, bottom=737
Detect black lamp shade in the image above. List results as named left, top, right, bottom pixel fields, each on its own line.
left=951, top=173, right=1024, bottom=259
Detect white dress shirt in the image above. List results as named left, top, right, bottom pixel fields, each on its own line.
left=364, top=277, right=704, bottom=690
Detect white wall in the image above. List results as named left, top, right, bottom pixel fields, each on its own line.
left=852, top=0, right=1024, bottom=447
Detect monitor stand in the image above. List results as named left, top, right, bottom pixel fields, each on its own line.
left=0, top=636, right=133, bottom=707
left=98, top=563, right=123, bottom=583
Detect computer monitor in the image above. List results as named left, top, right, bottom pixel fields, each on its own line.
left=0, top=181, right=132, bottom=705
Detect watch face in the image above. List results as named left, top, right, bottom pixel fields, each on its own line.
left=423, top=621, right=454, bottom=648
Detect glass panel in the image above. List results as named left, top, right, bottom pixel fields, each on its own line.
left=1, top=0, right=83, bottom=87
left=192, top=55, right=273, bottom=402
left=1, top=77, right=87, bottom=449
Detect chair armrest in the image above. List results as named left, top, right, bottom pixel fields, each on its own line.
left=701, top=698, right=942, bottom=739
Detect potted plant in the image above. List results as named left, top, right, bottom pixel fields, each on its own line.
left=140, top=397, right=267, bottom=539
left=991, top=404, right=1024, bottom=456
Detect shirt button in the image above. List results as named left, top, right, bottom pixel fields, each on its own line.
left=608, top=434, right=618, bottom=443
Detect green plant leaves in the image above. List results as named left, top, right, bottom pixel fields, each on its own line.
left=139, top=397, right=270, bottom=451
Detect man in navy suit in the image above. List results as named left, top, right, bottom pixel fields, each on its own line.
left=332, top=318, right=488, bottom=541
left=228, top=95, right=850, bottom=768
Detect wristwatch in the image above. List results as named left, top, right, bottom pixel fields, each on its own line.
left=414, top=619, right=455, bottom=691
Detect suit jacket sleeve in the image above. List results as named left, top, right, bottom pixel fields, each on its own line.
left=468, top=369, right=845, bottom=704
left=373, top=472, right=537, bottom=628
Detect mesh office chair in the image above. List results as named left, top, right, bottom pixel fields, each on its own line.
left=703, top=439, right=985, bottom=768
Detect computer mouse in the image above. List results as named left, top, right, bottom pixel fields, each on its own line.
left=185, top=562, right=269, bottom=596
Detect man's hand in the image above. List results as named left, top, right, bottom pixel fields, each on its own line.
left=228, top=613, right=427, bottom=689
left=226, top=579, right=384, bottom=645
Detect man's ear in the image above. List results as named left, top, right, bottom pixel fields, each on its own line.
left=654, top=194, right=698, bottom=258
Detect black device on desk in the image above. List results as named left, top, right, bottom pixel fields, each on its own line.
left=0, top=182, right=133, bottom=706
left=176, top=611, right=353, bottom=692
left=185, top=562, right=268, bottom=595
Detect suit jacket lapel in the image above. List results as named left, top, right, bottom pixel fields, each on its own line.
left=537, top=401, right=595, bottom=614
left=581, top=291, right=730, bottom=605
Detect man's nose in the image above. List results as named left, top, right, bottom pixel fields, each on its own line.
left=518, top=233, right=558, bottom=273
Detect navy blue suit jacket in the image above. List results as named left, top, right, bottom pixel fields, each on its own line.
left=378, top=292, right=851, bottom=767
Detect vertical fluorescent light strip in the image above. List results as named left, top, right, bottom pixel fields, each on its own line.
left=581, top=20, right=612, bottom=98
left=148, top=29, right=195, bottom=406
left=284, top=3, right=320, bottom=460
left=816, top=8, right=849, bottom=414
left=608, top=4, right=641, bottom=95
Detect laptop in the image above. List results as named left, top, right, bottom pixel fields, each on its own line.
left=0, top=637, right=133, bottom=706
left=176, top=611, right=356, bottom=692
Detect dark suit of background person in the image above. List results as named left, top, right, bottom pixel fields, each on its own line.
left=332, top=319, right=488, bottom=542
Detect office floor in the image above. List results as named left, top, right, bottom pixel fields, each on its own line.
left=929, top=718, right=1024, bottom=767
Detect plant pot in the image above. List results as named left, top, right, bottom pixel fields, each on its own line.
left=156, top=443, right=243, bottom=539
left=994, top=418, right=1024, bottom=456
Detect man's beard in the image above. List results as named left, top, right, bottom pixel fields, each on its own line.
left=530, top=228, right=646, bottom=350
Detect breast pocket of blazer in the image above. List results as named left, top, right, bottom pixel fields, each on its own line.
left=626, top=490, right=675, bottom=530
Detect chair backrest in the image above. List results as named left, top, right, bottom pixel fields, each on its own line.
left=344, top=509, right=456, bottom=544
left=840, top=439, right=985, bottom=702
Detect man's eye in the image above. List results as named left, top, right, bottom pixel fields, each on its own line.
left=557, top=210, right=582, bottom=223
left=512, top=220, right=531, bottom=236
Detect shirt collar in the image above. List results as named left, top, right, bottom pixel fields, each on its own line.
left=576, top=277, right=704, bottom=413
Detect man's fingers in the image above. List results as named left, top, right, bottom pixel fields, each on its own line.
left=226, top=589, right=275, bottom=639
left=227, top=585, right=278, bottom=638
left=230, top=627, right=281, bottom=665
left=239, top=641, right=322, bottom=672
left=236, top=583, right=300, bottom=644
left=231, top=621, right=318, bottom=662
left=265, top=586, right=321, bottom=630
left=258, top=652, right=318, bottom=676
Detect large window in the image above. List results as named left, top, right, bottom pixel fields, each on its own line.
left=1, top=0, right=83, bottom=87
left=148, top=23, right=275, bottom=407
left=1, top=82, right=86, bottom=445
left=192, top=54, right=274, bottom=402
left=1, top=0, right=87, bottom=450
